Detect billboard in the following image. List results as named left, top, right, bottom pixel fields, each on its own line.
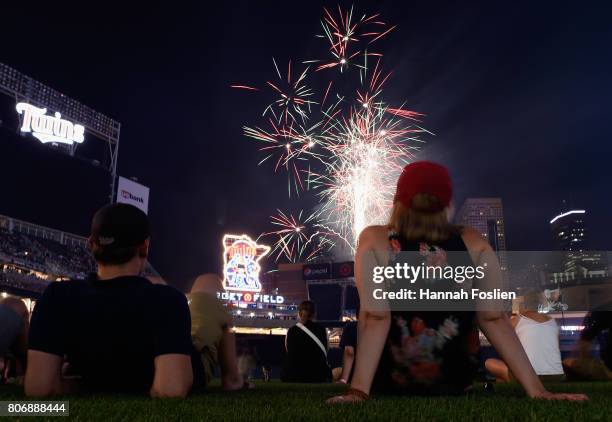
left=302, top=263, right=332, bottom=280
left=332, top=261, right=354, bottom=279
left=116, top=176, right=150, bottom=214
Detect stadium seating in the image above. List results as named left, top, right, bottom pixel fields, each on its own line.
left=0, top=268, right=50, bottom=295
left=0, top=227, right=94, bottom=279
left=0, top=215, right=160, bottom=297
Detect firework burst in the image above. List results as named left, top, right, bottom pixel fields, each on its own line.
left=232, top=58, right=316, bottom=125
left=304, top=5, right=396, bottom=73
left=242, top=116, right=331, bottom=195
left=260, top=209, right=333, bottom=262
left=235, top=6, right=429, bottom=260
left=312, top=104, right=428, bottom=246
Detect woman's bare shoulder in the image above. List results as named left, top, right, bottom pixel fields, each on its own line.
left=358, top=225, right=389, bottom=248
left=522, top=310, right=551, bottom=323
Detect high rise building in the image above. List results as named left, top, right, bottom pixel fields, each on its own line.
left=550, top=208, right=603, bottom=274
left=455, top=198, right=507, bottom=270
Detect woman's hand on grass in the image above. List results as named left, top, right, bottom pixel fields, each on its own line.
left=326, top=394, right=366, bottom=404
left=530, top=390, right=588, bottom=402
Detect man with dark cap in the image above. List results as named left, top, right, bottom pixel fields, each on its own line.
left=25, top=204, right=195, bottom=397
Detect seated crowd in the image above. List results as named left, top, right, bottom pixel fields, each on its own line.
left=0, top=268, right=51, bottom=294
left=0, top=228, right=94, bottom=279
left=0, top=162, right=609, bottom=402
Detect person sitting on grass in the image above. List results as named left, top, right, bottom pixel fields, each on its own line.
left=237, top=342, right=260, bottom=382
left=563, top=302, right=612, bottom=381
left=336, top=312, right=358, bottom=385
left=281, top=300, right=332, bottom=383
left=25, top=204, right=196, bottom=397
left=0, top=296, right=29, bottom=384
left=485, top=290, right=565, bottom=382
left=327, top=161, right=587, bottom=403
left=188, top=273, right=251, bottom=390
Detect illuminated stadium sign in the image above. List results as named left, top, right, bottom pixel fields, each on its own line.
left=16, top=102, right=85, bottom=145
left=217, top=291, right=284, bottom=304
left=222, top=234, right=270, bottom=292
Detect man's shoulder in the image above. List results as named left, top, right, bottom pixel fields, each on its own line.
left=149, top=283, right=188, bottom=307
left=288, top=323, right=305, bottom=336
left=32, top=280, right=88, bottom=318
left=42, top=279, right=88, bottom=295
left=307, top=321, right=326, bottom=334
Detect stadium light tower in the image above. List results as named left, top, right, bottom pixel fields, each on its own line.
left=0, top=62, right=121, bottom=203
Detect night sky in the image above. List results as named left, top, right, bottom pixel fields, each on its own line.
left=1, top=1, right=611, bottom=290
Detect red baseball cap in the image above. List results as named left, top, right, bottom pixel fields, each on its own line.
left=394, top=161, right=452, bottom=211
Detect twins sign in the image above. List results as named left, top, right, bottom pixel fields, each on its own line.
left=16, top=102, right=85, bottom=145
left=222, top=234, right=270, bottom=292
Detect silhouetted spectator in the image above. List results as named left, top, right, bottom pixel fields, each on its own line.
left=563, top=302, right=612, bottom=381
left=337, top=319, right=358, bottom=384
left=189, top=274, right=251, bottom=390
left=25, top=204, right=195, bottom=397
left=0, top=295, right=29, bottom=383
left=327, top=161, right=586, bottom=404
left=281, top=300, right=331, bottom=383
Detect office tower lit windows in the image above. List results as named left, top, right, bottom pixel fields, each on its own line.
left=550, top=209, right=603, bottom=275
left=455, top=198, right=507, bottom=271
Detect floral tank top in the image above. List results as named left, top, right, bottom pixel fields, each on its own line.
left=373, top=231, right=480, bottom=395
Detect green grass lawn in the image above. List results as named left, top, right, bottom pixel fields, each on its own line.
left=0, top=381, right=610, bottom=421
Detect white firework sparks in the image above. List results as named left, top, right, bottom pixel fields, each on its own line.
left=234, top=6, right=429, bottom=260
left=311, top=102, right=428, bottom=250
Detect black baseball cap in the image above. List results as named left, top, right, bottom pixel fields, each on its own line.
left=90, top=203, right=150, bottom=248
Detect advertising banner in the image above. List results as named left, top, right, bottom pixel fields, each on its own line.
left=332, top=261, right=354, bottom=279
left=116, top=176, right=150, bottom=214
left=302, top=263, right=332, bottom=280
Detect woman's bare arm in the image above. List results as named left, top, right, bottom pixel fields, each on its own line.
left=328, top=226, right=391, bottom=402
left=463, top=228, right=587, bottom=401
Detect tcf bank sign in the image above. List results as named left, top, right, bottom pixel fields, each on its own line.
left=220, top=234, right=284, bottom=304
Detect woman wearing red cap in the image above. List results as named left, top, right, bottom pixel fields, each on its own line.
left=328, top=161, right=587, bottom=403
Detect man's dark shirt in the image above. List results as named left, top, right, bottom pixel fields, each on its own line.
left=281, top=320, right=331, bottom=383
left=581, top=304, right=612, bottom=370
left=28, top=276, right=193, bottom=393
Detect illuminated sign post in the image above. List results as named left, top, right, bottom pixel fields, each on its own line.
left=222, top=234, right=270, bottom=292
left=220, top=234, right=284, bottom=305
left=218, top=291, right=285, bottom=304
left=15, top=102, right=85, bottom=145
